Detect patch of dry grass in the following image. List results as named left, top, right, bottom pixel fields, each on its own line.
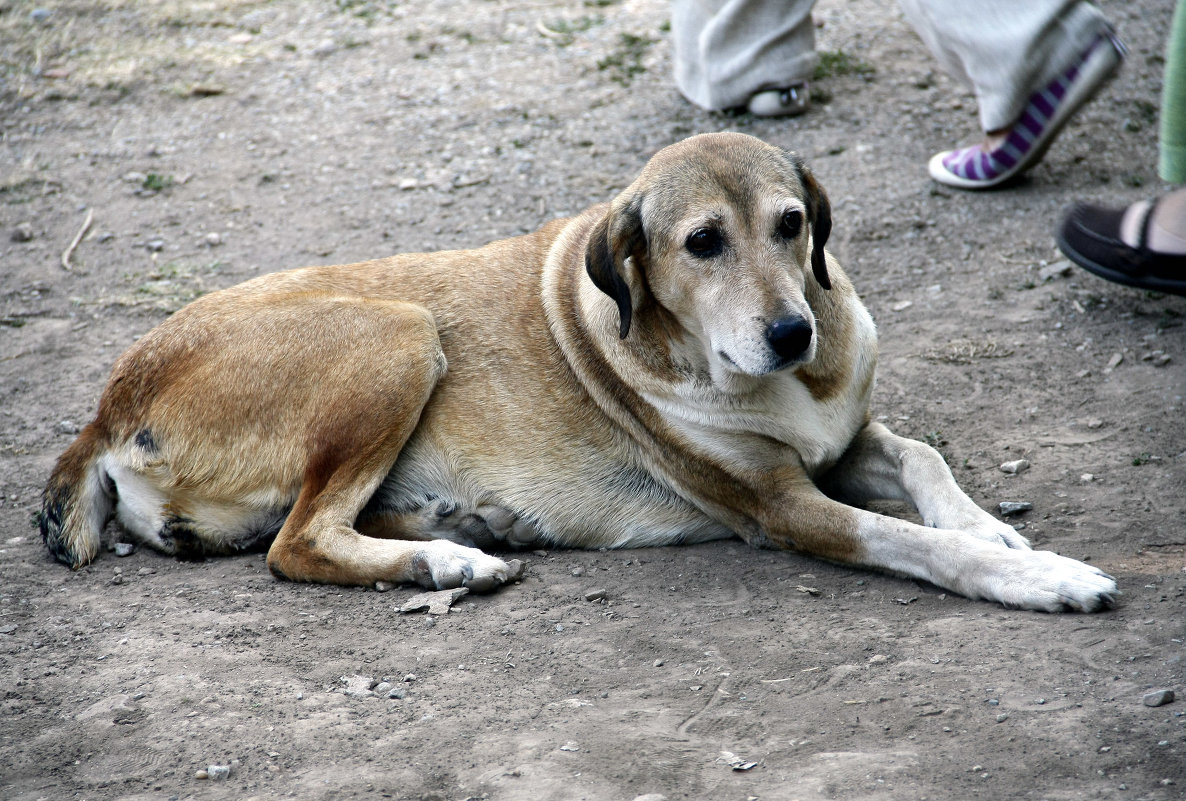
left=0, top=0, right=272, bottom=101
left=921, top=338, right=1014, bottom=365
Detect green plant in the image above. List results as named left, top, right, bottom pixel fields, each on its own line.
left=813, top=49, right=875, bottom=81
left=598, top=33, right=656, bottom=86
left=142, top=173, right=173, bottom=192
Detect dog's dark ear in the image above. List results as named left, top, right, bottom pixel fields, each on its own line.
left=585, top=196, right=645, bottom=339
left=792, top=159, right=833, bottom=290
left=787, top=153, right=834, bottom=294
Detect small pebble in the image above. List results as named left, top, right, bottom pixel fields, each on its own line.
left=11, top=222, right=34, bottom=242
left=999, top=459, right=1030, bottom=474
left=868, top=654, right=888, bottom=664
left=584, top=588, right=607, bottom=602
left=30, top=8, right=52, bottom=24
left=194, top=769, right=209, bottom=780
left=56, top=420, right=79, bottom=435
left=653, top=659, right=664, bottom=667
left=341, top=675, right=376, bottom=698
left=1080, top=473, right=1094, bottom=483
left=996, top=713, right=1008, bottom=723
left=1038, top=260, right=1073, bottom=281
left=204, top=232, right=222, bottom=246
left=1104, top=352, right=1123, bottom=372
left=1143, top=689, right=1175, bottom=707
left=571, top=566, right=585, bottom=576
left=114, top=543, right=135, bottom=557
left=136, top=567, right=155, bottom=575
left=373, top=681, right=393, bottom=695
left=999, top=501, right=1033, bottom=516
left=1035, top=698, right=1046, bottom=705
left=373, top=580, right=394, bottom=593
left=387, top=686, right=407, bottom=699
left=146, top=239, right=165, bottom=252
left=206, top=764, right=231, bottom=781
left=632, top=795, right=668, bottom=801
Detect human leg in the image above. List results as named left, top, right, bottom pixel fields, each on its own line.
left=1160, top=0, right=1186, bottom=183
left=671, top=0, right=817, bottom=112
left=1056, top=2, right=1186, bottom=295
left=901, top=0, right=1123, bottom=189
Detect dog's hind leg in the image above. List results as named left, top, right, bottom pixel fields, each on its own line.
left=815, top=421, right=1031, bottom=550
left=263, top=302, right=518, bottom=592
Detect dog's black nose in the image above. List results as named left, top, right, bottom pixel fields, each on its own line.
left=766, top=316, right=813, bottom=363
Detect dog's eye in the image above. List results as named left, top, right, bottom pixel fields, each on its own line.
left=778, top=209, right=803, bottom=240
left=686, top=228, right=723, bottom=258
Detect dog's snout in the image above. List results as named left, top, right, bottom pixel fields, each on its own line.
left=766, top=317, right=813, bottom=364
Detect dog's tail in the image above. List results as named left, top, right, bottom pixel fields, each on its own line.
left=41, top=423, right=112, bottom=569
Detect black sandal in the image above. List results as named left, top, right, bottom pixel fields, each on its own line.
left=1056, top=199, right=1186, bottom=297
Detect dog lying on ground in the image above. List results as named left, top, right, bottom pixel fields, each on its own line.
left=40, top=132, right=1116, bottom=612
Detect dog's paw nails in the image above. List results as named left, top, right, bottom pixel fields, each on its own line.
left=979, top=550, right=1118, bottom=613
left=412, top=540, right=519, bottom=593
left=463, top=557, right=525, bottom=592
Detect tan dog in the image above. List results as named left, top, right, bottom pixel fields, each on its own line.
left=41, top=133, right=1116, bottom=611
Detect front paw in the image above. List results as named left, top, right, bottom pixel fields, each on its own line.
left=410, top=540, right=524, bottom=592
left=971, top=548, right=1117, bottom=613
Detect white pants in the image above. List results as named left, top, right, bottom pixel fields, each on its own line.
left=672, top=0, right=1113, bottom=131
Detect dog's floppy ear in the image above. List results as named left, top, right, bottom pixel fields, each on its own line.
left=793, top=158, right=833, bottom=291
left=585, top=195, right=645, bottom=339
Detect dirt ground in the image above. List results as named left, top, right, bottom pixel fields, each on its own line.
left=1, top=0, right=1184, bottom=799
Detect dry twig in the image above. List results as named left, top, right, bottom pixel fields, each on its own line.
left=61, top=207, right=93, bottom=271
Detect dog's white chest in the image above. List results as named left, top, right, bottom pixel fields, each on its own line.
left=647, top=351, right=873, bottom=477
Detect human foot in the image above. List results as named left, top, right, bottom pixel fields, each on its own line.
left=929, top=32, right=1124, bottom=189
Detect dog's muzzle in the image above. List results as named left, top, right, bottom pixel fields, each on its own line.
left=766, top=316, right=813, bottom=367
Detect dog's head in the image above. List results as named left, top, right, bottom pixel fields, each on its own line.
left=585, top=132, right=832, bottom=380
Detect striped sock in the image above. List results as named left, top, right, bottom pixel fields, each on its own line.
left=940, top=35, right=1111, bottom=183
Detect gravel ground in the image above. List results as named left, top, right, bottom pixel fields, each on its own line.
left=1, top=0, right=1184, bottom=799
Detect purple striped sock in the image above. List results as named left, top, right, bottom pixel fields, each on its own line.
left=939, top=35, right=1110, bottom=183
